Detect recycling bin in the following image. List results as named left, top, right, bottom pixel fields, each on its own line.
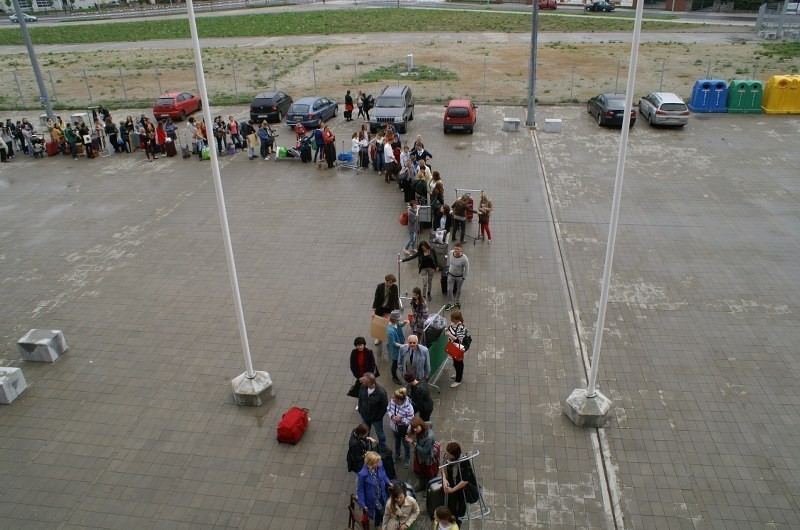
left=727, top=80, right=763, bottom=114
left=688, top=79, right=728, bottom=113
left=762, top=75, right=800, bottom=114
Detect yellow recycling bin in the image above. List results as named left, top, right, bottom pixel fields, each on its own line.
left=762, top=75, right=800, bottom=114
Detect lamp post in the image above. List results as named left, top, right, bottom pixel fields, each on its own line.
left=525, top=2, right=539, bottom=128
left=12, top=0, right=54, bottom=121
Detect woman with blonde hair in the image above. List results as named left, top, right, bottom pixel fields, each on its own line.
left=357, top=451, right=392, bottom=528
left=387, top=387, right=414, bottom=468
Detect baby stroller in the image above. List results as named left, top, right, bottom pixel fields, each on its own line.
left=31, top=134, right=46, bottom=158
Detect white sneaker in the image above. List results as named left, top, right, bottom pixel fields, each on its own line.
left=450, top=382, right=461, bottom=388
left=264, top=157, right=270, bottom=160
left=374, top=338, right=380, bottom=346
left=355, top=404, right=359, bottom=411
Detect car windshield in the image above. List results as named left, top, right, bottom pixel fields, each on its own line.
left=291, top=104, right=310, bottom=114
left=156, top=98, right=175, bottom=106
left=448, top=108, right=470, bottom=118
left=661, top=103, right=687, bottom=112
left=376, top=97, right=404, bottom=108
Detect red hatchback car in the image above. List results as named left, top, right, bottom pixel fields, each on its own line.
left=153, top=92, right=202, bottom=121
left=443, top=99, right=477, bottom=134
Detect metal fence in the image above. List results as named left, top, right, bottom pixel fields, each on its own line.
left=2, top=41, right=798, bottom=113
left=756, top=2, right=800, bottom=40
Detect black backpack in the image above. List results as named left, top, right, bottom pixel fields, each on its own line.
left=462, top=331, right=472, bottom=351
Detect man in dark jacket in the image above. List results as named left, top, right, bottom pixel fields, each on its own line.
left=357, top=372, right=388, bottom=450
left=371, top=274, right=401, bottom=346
left=404, top=372, right=434, bottom=422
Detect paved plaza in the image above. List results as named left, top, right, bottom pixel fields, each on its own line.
left=1, top=104, right=798, bottom=529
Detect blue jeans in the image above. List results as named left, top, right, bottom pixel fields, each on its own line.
left=392, top=427, right=411, bottom=462
left=404, top=229, right=417, bottom=252
left=362, top=416, right=387, bottom=449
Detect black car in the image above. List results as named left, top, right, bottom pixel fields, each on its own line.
left=250, top=91, right=293, bottom=124
left=585, top=0, right=615, bottom=11
left=587, top=93, right=636, bottom=127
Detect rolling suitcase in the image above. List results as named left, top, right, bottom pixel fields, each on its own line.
left=418, top=205, right=432, bottom=231
left=277, top=407, right=309, bottom=444
left=46, top=140, right=60, bottom=156
left=425, top=476, right=445, bottom=519
left=165, top=140, right=177, bottom=157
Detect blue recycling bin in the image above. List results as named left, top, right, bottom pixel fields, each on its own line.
left=688, top=79, right=728, bottom=113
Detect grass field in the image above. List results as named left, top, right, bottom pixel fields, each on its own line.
left=0, top=8, right=712, bottom=46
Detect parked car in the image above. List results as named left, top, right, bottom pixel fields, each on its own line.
left=638, top=92, right=690, bottom=127
left=9, top=13, right=38, bottom=23
left=369, top=85, right=415, bottom=134
left=538, top=0, right=558, bottom=9
left=152, top=92, right=202, bottom=121
left=250, top=91, right=293, bottom=124
left=286, top=96, right=338, bottom=129
left=443, top=99, right=478, bottom=134
left=587, top=93, right=636, bottom=127
left=585, top=1, right=615, bottom=11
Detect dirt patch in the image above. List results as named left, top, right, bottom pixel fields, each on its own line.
left=2, top=35, right=797, bottom=113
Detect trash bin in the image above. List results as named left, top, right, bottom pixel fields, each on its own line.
left=762, top=75, right=800, bottom=114
left=422, top=314, right=447, bottom=346
left=727, top=80, right=763, bottom=114
left=688, top=79, right=728, bottom=113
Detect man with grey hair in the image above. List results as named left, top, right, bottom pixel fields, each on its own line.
left=445, top=243, right=469, bottom=311
left=398, top=335, right=431, bottom=381
left=357, top=372, right=388, bottom=450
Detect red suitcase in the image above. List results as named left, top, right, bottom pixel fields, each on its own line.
left=277, top=407, right=309, bottom=444
left=46, top=141, right=60, bottom=157
left=165, top=140, right=177, bottom=157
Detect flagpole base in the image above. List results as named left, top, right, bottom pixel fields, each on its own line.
left=231, top=371, right=275, bottom=407
left=564, top=388, right=613, bottom=428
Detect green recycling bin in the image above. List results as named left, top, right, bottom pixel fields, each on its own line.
left=727, top=80, right=763, bottom=114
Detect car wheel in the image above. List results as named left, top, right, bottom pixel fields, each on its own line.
left=587, top=103, right=592, bottom=114
left=443, top=127, right=448, bottom=135
left=410, top=111, right=414, bottom=121
left=648, top=113, right=655, bottom=126
left=179, top=110, right=186, bottom=121
left=596, top=113, right=603, bottom=126
left=469, top=127, right=474, bottom=135
left=399, top=123, right=407, bottom=134
left=333, top=107, right=338, bottom=117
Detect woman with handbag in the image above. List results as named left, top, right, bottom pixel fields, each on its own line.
left=349, top=337, right=377, bottom=412
left=478, top=191, right=493, bottom=243
left=445, top=310, right=467, bottom=388
left=356, top=451, right=392, bottom=529
left=387, top=388, right=414, bottom=469
left=406, top=417, right=438, bottom=491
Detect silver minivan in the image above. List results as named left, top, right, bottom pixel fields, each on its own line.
left=638, top=92, right=690, bottom=127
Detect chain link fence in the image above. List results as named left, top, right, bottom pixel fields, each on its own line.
left=2, top=39, right=798, bottom=114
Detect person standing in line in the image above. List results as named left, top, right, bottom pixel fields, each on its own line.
left=356, top=451, right=392, bottom=529
left=382, top=480, right=421, bottom=530
left=408, top=287, right=429, bottom=338
left=387, top=388, right=414, bottom=469
left=345, top=90, right=354, bottom=122
left=347, top=423, right=378, bottom=474
left=442, top=441, right=478, bottom=525
left=350, top=337, right=377, bottom=412
left=323, top=125, right=337, bottom=169
left=164, top=118, right=177, bottom=143
left=403, top=372, right=434, bottom=423
left=384, top=132, right=398, bottom=182
left=445, top=244, right=469, bottom=311
left=403, top=201, right=419, bottom=255
left=386, top=310, right=406, bottom=385
left=451, top=195, right=476, bottom=244
left=398, top=335, right=430, bottom=382
left=64, top=124, right=79, bottom=160
left=257, top=122, right=272, bottom=160
left=313, top=125, right=325, bottom=163
left=357, top=373, right=389, bottom=450
left=372, top=274, right=401, bottom=347
left=356, top=90, right=366, bottom=120
left=433, top=507, right=460, bottom=530
left=406, top=417, right=437, bottom=491
left=478, top=191, right=493, bottom=243
left=446, top=310, right=468, bottom=388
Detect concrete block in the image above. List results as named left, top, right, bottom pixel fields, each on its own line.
left=0, top=367, right=28, bottom=404
left=232, top=370, right=275, bottom=407
left=18, top=329, right=69, bottom=363
left=502, top=117, right=521, bottom=132
left=544, top=119, right=563, bottom=133
left=564, top=388, right=613, bottom=427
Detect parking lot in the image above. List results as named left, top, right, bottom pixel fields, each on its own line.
left=1, top=103, right=799, bottom=529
